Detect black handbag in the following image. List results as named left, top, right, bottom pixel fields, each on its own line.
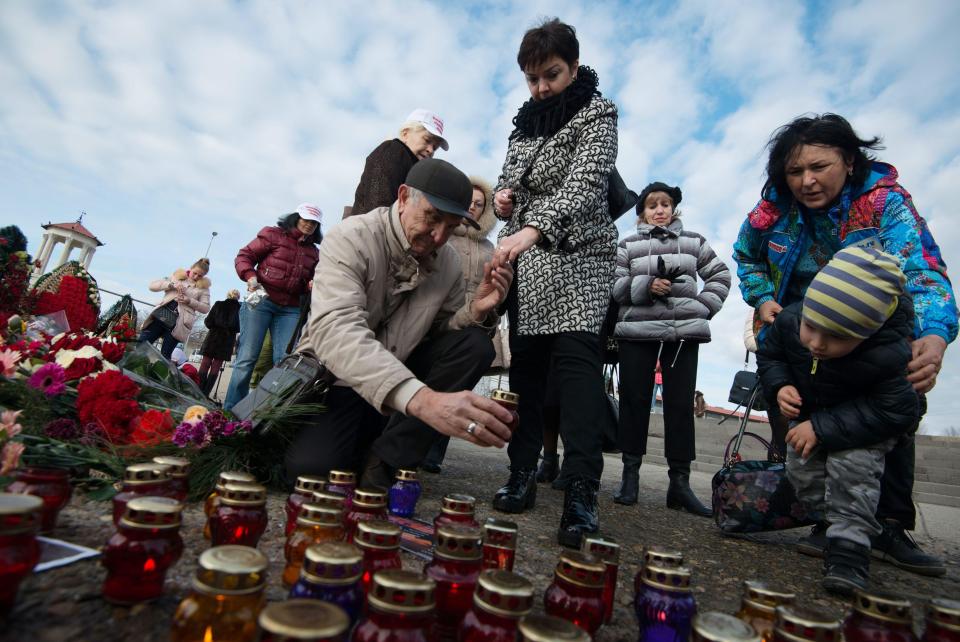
left=231, top=352, right=333, bottom=436
left=151, top=303, right=178, bottom=331
left=728, top=351, right=767, bottom=412
left=607, top=167, right=639, bottom=221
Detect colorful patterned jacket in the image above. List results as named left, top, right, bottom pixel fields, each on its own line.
left=733, top=162, right=956, bottom=343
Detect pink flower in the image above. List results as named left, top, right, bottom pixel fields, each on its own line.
left=27, top=362, right=67, bottom=397
left=754, top=497, right=770, bottom=513
left=0, top=441, right=25, bottom=475
left=1, top=410, right=22, bottom=439
left=720, top=481, right=749, bottom=510
left=0, top=349, right=21, bottom=377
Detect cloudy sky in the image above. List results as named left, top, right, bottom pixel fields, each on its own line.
left=3, top=0, right=959, bottom=433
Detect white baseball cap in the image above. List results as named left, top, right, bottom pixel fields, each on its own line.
left=405, top=108, right=449, bottom=151
left=296, top=203, right=323, bottom=224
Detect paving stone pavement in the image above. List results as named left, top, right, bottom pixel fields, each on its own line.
left=4, top=438, right=957, bottom=641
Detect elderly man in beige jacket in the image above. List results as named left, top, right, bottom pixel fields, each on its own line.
left=286, top=159, right=515, bottom=489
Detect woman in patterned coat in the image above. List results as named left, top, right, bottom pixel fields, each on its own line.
left=490, top=17, right=618, bottom=548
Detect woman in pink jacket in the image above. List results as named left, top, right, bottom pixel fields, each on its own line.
left=139, top=258, right=211, bottom=359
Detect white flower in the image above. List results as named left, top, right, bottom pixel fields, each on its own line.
left=54, top=345, right=103, bottom=368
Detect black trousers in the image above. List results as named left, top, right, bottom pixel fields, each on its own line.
left=507, top=330, right=607, bottom=480
left=617, top=340, right=699, bottom=462
left=284, top=327, right=494, bottom=481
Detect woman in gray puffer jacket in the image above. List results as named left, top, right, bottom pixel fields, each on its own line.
left=611, top=182, right=730, bottom=516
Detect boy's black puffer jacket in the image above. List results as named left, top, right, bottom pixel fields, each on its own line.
left=757, top=298, right=918, bottom=451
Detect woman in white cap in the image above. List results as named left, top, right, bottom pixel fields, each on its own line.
left=223, top=203, right=323, bottom=410
left=349, top=108, right=449, bottom=217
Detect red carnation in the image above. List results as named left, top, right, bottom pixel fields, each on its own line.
left=63, top=356, right=102, bottom=381
left=76, top=370, right=143, bottom=444
left=130, top=409, right=175, bottom=445
left=100, top=341, right=126, bottom=363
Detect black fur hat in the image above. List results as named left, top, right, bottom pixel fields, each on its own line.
left=637, top=182, right=682, bottom=212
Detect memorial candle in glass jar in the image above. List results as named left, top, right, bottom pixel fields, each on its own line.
left=460, top=569, right=534, bottom=642
left=7, top=467, right=72, bottom=533
left=285, top=475, right=327, bottom=536
left=433, top=493, right=478, bottom=533
left=152, top=456, right=191, bottom=502
left=423, top=523, right=483, bottom=642
left=289, top=541, right=364, bottom=625
left=0, top=493, right=43, bottom=613
left=204, top=470, right=256, bottom=539
left=543, top=550, right=605, bottom=636
left=635, top=545, right=684, bottom=594
left=735, top=581, right=795, bottom=642
left=389, top=469, right=422, bottom=517
left=282, top=503, right=345, bottom=587
left=482, top=518, right=518, bottom=572
left=112, top=463, right=176, bottom=525
left=924, top=599, right=960, bottom=642
left=490, top=389, right=519, bottom=432
left=257, top=599, right=350, bottom=642
left=355, top=519, right=403, bottom=595
left=345, top=488, right=387, bottom=542
left=773, top=606, right=842, bottom=642
left=210, top=483, right=268, bottom=547
left=518, top=614, right=590, bottom=642
left=843, top=591, right=918, bottom=642
left=635, top=564, right=697, bottom=642
left=693, top=612, right=761, bottom=642
left=326, top=470, right=356, bottom=510
left=352, top=569, right=437, bottom=642
left=582, top=536, right=620, bottom=624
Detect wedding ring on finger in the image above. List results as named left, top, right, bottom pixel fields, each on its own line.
left=466, top=422, right=479, bottom=436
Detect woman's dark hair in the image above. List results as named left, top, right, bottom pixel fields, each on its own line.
left=517, top=18, right=579, bottom=70
left=762, top=113, right=884, bottom=201
left=278, top=212, right=323, bottom=244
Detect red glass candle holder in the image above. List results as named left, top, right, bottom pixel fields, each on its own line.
left=692, top=612, right=761, bottom=642
left=490, top=389, right=519, bottom=432
left=285, top=474, right=327, bottom=536
left=924, top=599, right=960, bottom=642
left=258, top=599, right=350, bottom=641
left=355, top=519, right=403, bottom=595
left=544, top=550, right=606, bottom=636
left=424, top=523, right=483, bottom=642
left=735, top=580, right=795, bottom=642
left=210, top=483, right=268, bottom=548
left=460, top=569, right=534, bottom=642
left=344, top=488, right=387, bottom=542
left=582, top=536, right=620, bottom=625
left=152, top=456, right=191, bottom=502
left=0, top=493, right=43, bottom=613
left=326, top=470, right=356, bottom=511
left=204, top=470, right=257, bottom=540
left=773, top=606, right=842, bottom=642
left=282, top=503, right=345, bottom=587
left=7, top=467, right=72, bottom=533
left=433, top=493, right=478, bottom=535
left=353, top=569, right=437, bottom=642
left=482, top=518, right=518, bottom=571
left=518, top=614, right=590, bottom=642
left=101, top=497, right=184, bottom=604
left=112, top=462, right=176, bottom=525
left=843, top=591, right=918, bottom=642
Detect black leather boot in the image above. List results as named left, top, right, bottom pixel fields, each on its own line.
left=558, top=477, right=600, bottom=548
left=613, top=454, right=642, bottom=505
left=666, top=459, right=711, bottom=517
left=823, top=537, right=870, bottom=596
left=492, top=468, right=537, bottom=513
left=536, top=452, right=560, bottom=484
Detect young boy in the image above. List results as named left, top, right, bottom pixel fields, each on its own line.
left=757, top=246, right=919, bottom=595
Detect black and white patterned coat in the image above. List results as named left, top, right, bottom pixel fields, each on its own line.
left=496, top=95, right=618, bottom=336
left=612, top=218, right=731, bottom=343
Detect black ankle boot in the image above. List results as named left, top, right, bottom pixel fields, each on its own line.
left=492, top=468, right=537, bottom=513
left=823, top=537, right=870, bottom=596
left=613, top=454, right=642, bottom=505
left=536, top=452, right=560, bottom=484
left=558, top=477, right=599, bottom=548
left=666, top=459, right=711, bottom=517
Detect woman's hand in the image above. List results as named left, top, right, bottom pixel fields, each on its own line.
left=907, top=335, right=948, bottom=393
left=759, top=300, right=783, bottom=324
left=496, top=226, right=541, bottom=263
left=649, top=278, right=671, bottom=297
left=246, top=277, right=259, bottom=292
left=494, top=189, right=514, bottom=218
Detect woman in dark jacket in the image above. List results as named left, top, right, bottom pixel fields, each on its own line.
left=223, top=204, right=322, bottom=410
left=198, top=289, right=241, bottom=395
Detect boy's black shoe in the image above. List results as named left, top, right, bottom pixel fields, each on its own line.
left=870, top=520, right=946, bottom=577
left=822, top=538, right=870, bottom=596
left=796, top=521, right=829, bottom=557
left=492, top=468, right=537, bottom=513
left=558, top=477, right=599, bottom=548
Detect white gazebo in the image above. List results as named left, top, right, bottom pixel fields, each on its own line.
left=31, top=215, right=104, bottom=283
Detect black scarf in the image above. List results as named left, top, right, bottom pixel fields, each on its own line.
left=511, top=66, right=600, bottom=140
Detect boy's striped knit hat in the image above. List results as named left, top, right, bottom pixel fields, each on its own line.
left=802, top=247, right=906, bottom=339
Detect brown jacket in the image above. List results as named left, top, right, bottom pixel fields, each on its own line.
left=296, top=204, right=495, bottom=414
left=144, top=269, right=211, bottom=342
left=447, top=176, right=497, bottom=299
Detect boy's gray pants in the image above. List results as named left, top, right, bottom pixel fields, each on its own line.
left=786, top=437, right=897, bottom=547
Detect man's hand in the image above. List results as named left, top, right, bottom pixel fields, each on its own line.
left=786, top=420, right=817, bottom=458
left=470, top=261, right=514, bottom=322
left=776, top=385, right=802, bottom=419
left=406, top=388, right=514, bottom=448
left=759, top=300, right=783, bottom=324
left=907, top=335, right=948, bottom=393
left=496, top=226, right=541, bottom=263
left=246, top=277, right=259, bottom=292
left=494, top=189, right=514, bottom=218
left=649, top=278, right=671, bottom=297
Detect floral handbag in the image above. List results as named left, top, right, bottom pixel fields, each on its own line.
left=711, top=388, right=821, bottom=533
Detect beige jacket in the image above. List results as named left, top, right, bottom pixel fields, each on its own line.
left=296, top=204, right=495, bottom=414
left=447, top=176, right=497, bottom=299
left=144, top=269, right=211, bottom=342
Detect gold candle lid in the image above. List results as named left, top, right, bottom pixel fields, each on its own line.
left=396, top=469, right=419, bottom=482
left=435, top=523, right=482, bottom=561
left=644, top=545, right=683, bottom=568
left=195, top=545, right=268, bottom=595
left=257, top=599, right=350, bottom=639
left=294, top=475, right=327, bottom=494
left=928, top=599, right=960, bottom=633
left=123, top=462, right=171, bottom=485
left=368, top=569, right=436, bottom=614
left=311, top=489, right=347, bottom=511
left=640, top=564, right=692, bottom=592
left=852, top=590, right=912, bottom=624
left=301, top=542, right=363, bottom=585
left=215, top=470, right=256, bottom=492
left=327, top=470, right=355, bottom=486
left=120, top=496, right=183, bottom=529
left=296, top=503, right=343, bottom=527
left=491, top=389, right=519, bottom=404
left=774, top=606, right=843, bottom=642
left=440, top=493, right=476, bottom=515
left=582, top=535, right=620, bottom=564
left=555, top=550, right=605, bottom=588
left=0, top=493, right=43, bottom=534
left=693, top=612, right=761, bottom=642
left=518, top=614, right=590, bottom=642
left=483, top=518, right=518, bottom=550
left=474, top=569, right=534, bottom=618
left=741, top=580, right=795, bottom=614
left=218, top=482, right=267, bottom=507
left=152, top=456, right=190, bottom=478
left=355, top=519, right=402, bottom=550
left=353, top=488, right=387, bottom=508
